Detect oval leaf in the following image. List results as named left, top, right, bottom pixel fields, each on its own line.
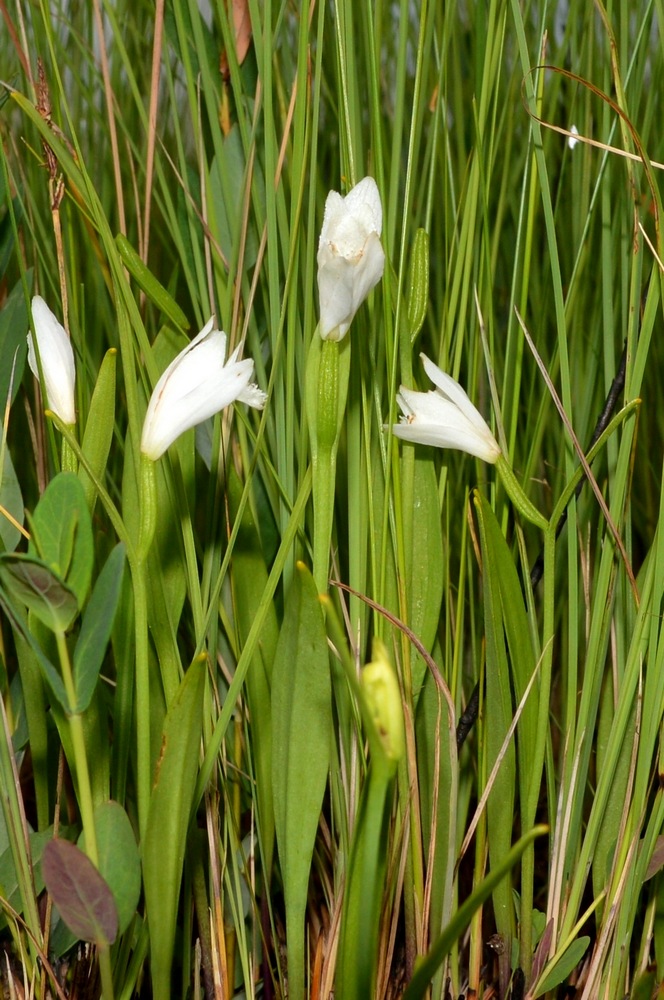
left=79, top=801, right=140, bottom=935
left=42, top=838, right=118, bottom=946
left=0, top=553, right=79, bottom=633
left=29, top=472, right=93, bottom=609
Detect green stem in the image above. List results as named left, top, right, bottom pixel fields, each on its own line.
left=306, top=336, right=351, bottom=593
left=133, top=452, right=158, bottom=838
left=60, top=432, right=78, bottom=474
left=495, top=455, right=548, bottom=531
left=54, top=631, right=98, bottom=863
left=132, top=557, right=151, bottom=842
left=54, top=631, right=116, bottom=1000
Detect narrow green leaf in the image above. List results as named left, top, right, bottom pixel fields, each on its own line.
left=474, top=493, right=517, bottom=941
left=142, top=658, right=206, bottom=1000
left=78, top=348, right=117, bottom=514
left=73, top=544, right=125, bottom=713
left=272, top=563, right=332, bottom=1000
left=402, top=827, right=548, bottom=1000
left=115, top=235, right=190, bottom=331
left=0, top=277, right=29, bottom=410
left=228, top=467, right=279, bottom=874
left=336, top=768, right=393, bottom=1000
left=407, top=454, right=444, bottom=696
left=0, top=590, right=68, bottom=708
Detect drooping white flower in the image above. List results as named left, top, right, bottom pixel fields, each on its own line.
left=392, top=354, right=501, bottom=464
left=27, top=295, right=77, bottom=425
left=317, top=176, right=385, bottom=341
left=140, top=318, right=267, bottom=461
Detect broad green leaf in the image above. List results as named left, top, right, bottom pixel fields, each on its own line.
left=42, top=838, right=118, bottom=946
left=142, top=658, right=206, bottom=1000
left=0, top=553, right=79, bottom=634
left=0, top=444, right=23, bottom=553
left=272, top=563, right=331, bottom=1000
left=29, top=473, right=93, bottom=611
left=78, top=348, right=117, bottom=514
left=79, top=802, right=140, bottom=936
left=532, top=936, right=590, bottom=997
left=73, top=544, right=125, bottom=713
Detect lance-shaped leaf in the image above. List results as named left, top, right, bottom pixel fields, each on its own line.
left=272, top=563, right=332, bottom=1000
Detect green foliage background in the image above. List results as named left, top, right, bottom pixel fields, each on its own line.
left=1, top=1, right=664, bottom=998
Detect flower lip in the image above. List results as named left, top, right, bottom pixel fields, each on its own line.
left=140, top=317, right=267, bottom=461
left=391, top=353, right=501, bottom=464
left=27, top=295, right=77, bottom=425
left=317, top=176, right=385, bottom=341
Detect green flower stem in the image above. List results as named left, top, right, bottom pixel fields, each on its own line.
left=60, top=431, right=78, bottom=474
left=138, top=453, right=158, bottom=561
left=54, top=630, right=98, bottom=864
left=54, top=630, right=116, bottom=1000
left=495, top=454, right=548, bottom=531
left=132, top=558, right=151, bottom=841
left=135, top=454, right=157, bottom=839
left=306, top=334, right=351, bottom=593
left=46, top=413, right=152, bottom=841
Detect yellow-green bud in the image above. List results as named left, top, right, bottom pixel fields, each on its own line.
left=361, top=639, right=405, bottom=766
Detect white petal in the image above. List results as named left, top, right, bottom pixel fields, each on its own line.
left=317, top=177, right=385, bottom=340
left=419, top=354, right=498, bottom=438
left=28, top=296, right=76, bottom=425
left=140, top=320, right=265, bottom=460
left=392, top=382, right=500, bottom=464
left=342, top=176, right=382, bottom=236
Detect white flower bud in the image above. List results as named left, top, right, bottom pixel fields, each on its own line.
left=317, top=176, right=385, bottom=341
left=27, top=296, right=77, bottom=425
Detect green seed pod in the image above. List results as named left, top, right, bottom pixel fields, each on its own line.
left=407, top=228, right=429, bottom=343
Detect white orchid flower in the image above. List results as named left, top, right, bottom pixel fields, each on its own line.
left=317, top=176, right=385, bottom=341
left=140, top=318, right=267, bottom=461
left=27, top=295, right=77, bottom=425
left=392, top=354, right=501, bottom=464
